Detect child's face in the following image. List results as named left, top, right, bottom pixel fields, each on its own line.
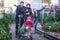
left=26, top=16, right=31, bottom=21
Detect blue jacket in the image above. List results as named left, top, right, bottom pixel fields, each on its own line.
left=24, top=7, right=33, bottom=17
left=15, top=5, right=26, bottom=23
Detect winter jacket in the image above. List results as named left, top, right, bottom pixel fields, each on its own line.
left=24, top=7, right=33, bottom=18
left=33, top=7, right=45, bottom=20
left=15, top=5, right=26, bottom=23
left=24, top=21, right=33, bottom=28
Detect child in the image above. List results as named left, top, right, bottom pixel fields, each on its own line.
left=23, top=16, right=33, bottom=36
left=23, top=16, right=33, bottom=28
left=18, top=16, right=33, bottom=35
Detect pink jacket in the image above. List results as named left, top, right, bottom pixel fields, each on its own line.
left=24, top=21, right=33, bottom=28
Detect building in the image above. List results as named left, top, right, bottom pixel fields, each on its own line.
left=0, top=0, right=4, bottom=7
left=42, top=0, right=60, bottom=6
left=0, top=0, right=17, bottom=13
left=0, top=0, right=4, bottom=12
left=0, top=0, right=60, bottom=13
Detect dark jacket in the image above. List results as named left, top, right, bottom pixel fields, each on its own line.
left=24, top=7, right=33, bottom=17
left=33, top=10, right=40, bottom=20
left=34, top=7, right=45, bottom=20
left=15, top=5, right=26, bottom=23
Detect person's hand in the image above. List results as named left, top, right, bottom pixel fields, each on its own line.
left=25, top=10, right=28, bottom=12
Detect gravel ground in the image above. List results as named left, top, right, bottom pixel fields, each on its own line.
left=10, top=23, right=48, bottom=40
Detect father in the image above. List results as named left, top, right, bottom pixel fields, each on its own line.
left=15, top=1, right=26, bottom=35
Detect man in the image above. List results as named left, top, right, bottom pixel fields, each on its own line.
left=15, top=1, right=26, bottom=35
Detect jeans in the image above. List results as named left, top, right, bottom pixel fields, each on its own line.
left=33, top=19, right=39, bottom=32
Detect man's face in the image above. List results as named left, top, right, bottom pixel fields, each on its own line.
left=20, top=3, right=24, bottom=7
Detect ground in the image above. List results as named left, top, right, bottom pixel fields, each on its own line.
left=10, top=23, right=49, bottom=40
